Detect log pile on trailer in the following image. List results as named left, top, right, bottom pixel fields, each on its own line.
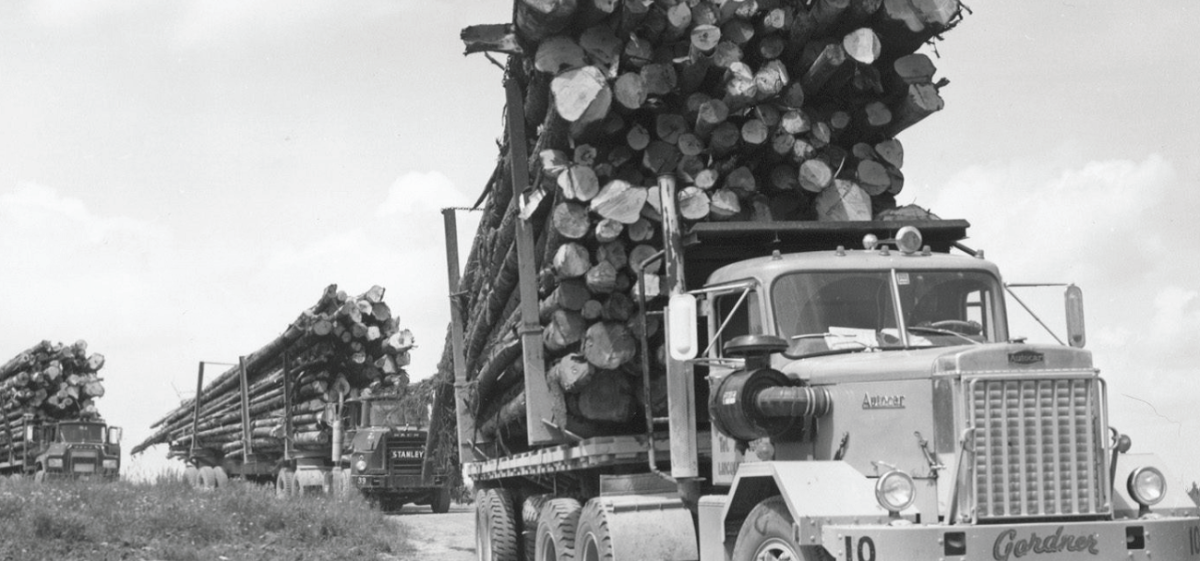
left=431, top=0, right=965, bottom=463
left=0, top=340, right=110, bottom=453
left=131, top=284, right=415, bottom=458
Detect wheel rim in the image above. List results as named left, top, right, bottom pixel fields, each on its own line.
left=538, top=533, right=557, bottom=561
left=754, top=537, right=800, bottom=561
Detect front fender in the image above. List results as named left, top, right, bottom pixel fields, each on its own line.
left=723, top=461, right=909, bottom=547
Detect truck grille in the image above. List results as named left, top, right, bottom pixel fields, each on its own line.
left=386, top=434, right=424, bottom=477
left=967, top=376, right=1108, bottom=521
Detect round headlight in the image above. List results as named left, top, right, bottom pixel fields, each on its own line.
left=1127, top=466, right=1166, bottom=506
left=875, top=470, right=916, bottom=513
left=354, top=459, right=368, bottom=473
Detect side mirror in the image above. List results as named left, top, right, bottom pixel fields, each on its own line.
left=667, top=293, right=698, bottom=360
left=108, top=427, right=123, bottom=445
left=1065, top=285, right=1086, bottom=348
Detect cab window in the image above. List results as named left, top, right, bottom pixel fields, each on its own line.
left=710, top=286, right=762, bottom=357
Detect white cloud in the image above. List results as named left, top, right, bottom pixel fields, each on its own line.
left=376, top=170, right=472, bottom=216
left=927, top=155, right=1200, bottom=485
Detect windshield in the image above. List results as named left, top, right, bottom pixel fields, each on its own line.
left=365, top=400, right=410, bottom=427
left=773, top=270, right=1002, bottom=355
left=58, top=424, right=105, bottom=443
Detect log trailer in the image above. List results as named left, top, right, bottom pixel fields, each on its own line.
left=172, top=359, right=450, bottom=512
left=448, top=181, right=1200, bottom=560
left=0, top=414, right=121, bottom=481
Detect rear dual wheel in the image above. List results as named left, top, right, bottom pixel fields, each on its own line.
left=573, top=499, right=616, bottom=561
left=275, top=468, right=298, bottom=498
left=535, top=498, right=582, bottom=561
left=197, top=466, right=228, bottom=490
left=476, top=488, right=518, bottom=561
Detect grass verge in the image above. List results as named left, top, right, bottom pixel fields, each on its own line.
left=0, top=474, right=412, bottom=560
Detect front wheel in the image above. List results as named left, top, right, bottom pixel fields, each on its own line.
left=732, top=496, right=804, bottom=561
left=431, top=486, right=452, bottom=514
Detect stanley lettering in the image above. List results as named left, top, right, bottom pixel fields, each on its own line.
left=993, top=527, right=1099, bottom=561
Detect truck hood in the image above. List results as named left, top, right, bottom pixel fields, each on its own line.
left=780, top=342, right=1095, bottom=384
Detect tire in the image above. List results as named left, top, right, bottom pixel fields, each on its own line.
left=275, top=469, right=297, bottom=499
left=431, top=486, right=452, bottom=514
left=574, top=499, right=615, bottom=561
left=476, top=488, right=519, bottom=561
left=198, top=466, right=216, bottom=490
left=183, top=466, right=199, bottom=487
left=212, top=466, right=229, bottom=488
left=731, top=496, right=804, bottom=561
left=521, top=494, right=551, bottom=561
left=331, top=468, right=352, bottom=499
left=535, top=498, right=581, bottom=561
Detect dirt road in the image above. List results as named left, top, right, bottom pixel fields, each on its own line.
left=388, top=503, right=476, bottom=560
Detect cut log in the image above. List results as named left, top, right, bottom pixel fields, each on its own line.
left=535, top=36, right=587, bottom=74
left=553, top=242, right=592, bottom=279
left=614, top=72, right=648, bottom=110
left=551, top=353, right=595, bottom=393
left=874, top=138, right=904, bottom=168
left=816, top=179, right=873, bottom=221
left=677, top=186, right=711, bottom=221
left=551, top=66, right=610, bottom=122
left=576, top=370, right=635, bottom=423
left=798, top=159, right=834, bottom=193
left=515, top=0, right=578, bottom=42
left=585, top=261, right=618, bottom=294
left=591, top=180, right=649, bottom=224
left=842, top=28, right=882, bottom=64
left=539, top=280, right=591, bottom=321
left=856, top=160, right=891, bottom=196
left=884, top=82, right=944, bottom=137
left=552, top=202, right=590, bottom=239
left=800, top=42, right=847, bottom=95
left=543, top=309, right=587, bottom=352
left=582, top=322, right=637, bottom=370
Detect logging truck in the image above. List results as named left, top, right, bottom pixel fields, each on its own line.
left=448, top=182, right=1200, bottom=560
left=0, top=414, right=121, bottom=481
left=171, top=359, right=449, bottom=512
left=346, top=395, right=453, bottom=513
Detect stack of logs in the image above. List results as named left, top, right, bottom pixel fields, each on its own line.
left=131, top=284, right=416, bottom=458
left=428, top=0, right=965, bottom=457
left=0, top=340, right=109, bottom=457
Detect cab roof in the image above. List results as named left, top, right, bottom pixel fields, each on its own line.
left=705, top=246, right=1002, bottom=289
left=681, top=220, right=971, bottom=289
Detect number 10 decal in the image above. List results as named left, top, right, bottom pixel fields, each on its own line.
left=844, top=536, right=876, bottom=561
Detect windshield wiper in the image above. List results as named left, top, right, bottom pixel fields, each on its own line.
left=905, top=325, right=981, bottom=345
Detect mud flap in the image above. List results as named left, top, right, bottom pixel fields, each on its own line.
left=599, top=494, right=699, bottom=561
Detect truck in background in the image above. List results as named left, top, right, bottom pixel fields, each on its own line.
left=345, top=395, right=452, bottom=513
left=0, top=414, right=121, bottom=481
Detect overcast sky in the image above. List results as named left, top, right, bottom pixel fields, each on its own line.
left=3, top=1, right=1199, bottom=488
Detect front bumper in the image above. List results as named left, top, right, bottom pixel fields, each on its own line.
left=352, top=473, right=446, bottom=490
left=819, top=517, right=1200, bottom=561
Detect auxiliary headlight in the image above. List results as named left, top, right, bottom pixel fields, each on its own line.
left=354, top=458, right=368, bottom=473
left=47, top=458, right=63, bottom=469
left=102, top=459, right=118, bottom=470
left=875, top=470, right=916, bottom=513
left=1127, top=466, right=1166, bottom=506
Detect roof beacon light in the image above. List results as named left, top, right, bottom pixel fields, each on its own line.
left=896, top=226, right=923, bottom=255
left=863, top=233, right=879, bottom=250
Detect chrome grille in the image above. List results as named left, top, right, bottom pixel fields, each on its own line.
left=968, top=376, right=1108, bottom=520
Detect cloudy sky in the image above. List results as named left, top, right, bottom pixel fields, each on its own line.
left=3, top=1, right=1199, bottom=487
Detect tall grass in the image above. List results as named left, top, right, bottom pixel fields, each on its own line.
left=0, top=473, right=412, bottom=560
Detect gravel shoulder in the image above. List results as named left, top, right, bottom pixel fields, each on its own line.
left=388, top=503, right=476, bottom=561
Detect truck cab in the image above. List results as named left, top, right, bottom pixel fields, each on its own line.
left=685, top=225, right=1200, bottom=560
left=23, top=418, right=121, bottom=481
left=346, top=396, right=451, bottom=513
